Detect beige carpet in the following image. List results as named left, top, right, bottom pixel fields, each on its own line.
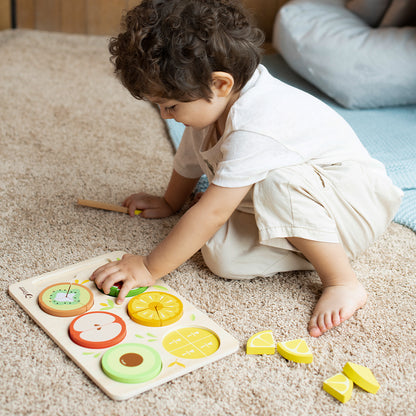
left=1, top=29, right=416, bottom=415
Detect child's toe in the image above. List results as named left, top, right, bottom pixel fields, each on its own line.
left=331, top=311, right=341, bottom=326
left=308, top=314, right=325, bottom=337
left=324, top=312, right=334, bottom=330
left=309, top=325, right=322, bottom=337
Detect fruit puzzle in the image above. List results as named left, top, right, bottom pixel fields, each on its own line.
left=8, top=252, right=239, bottom=400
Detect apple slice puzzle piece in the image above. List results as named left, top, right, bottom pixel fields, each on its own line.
left=69, top=311, right=127, bottom=349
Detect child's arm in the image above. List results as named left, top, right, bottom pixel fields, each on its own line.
left=91, top=183, right=252, bottom=303
left=124, top=169, right=200, bottom=218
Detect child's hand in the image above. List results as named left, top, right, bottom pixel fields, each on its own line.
left=90, top=254, right=156, bottom=304
left=123, top=192, right=174, bottom=218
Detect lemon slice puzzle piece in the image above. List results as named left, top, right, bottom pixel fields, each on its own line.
left=276, top=338, right=313, bottom=363
left=128, top=291, right=183, bottom=327
left=246, top=330, right=275, bottom=355
left=163, top=327, right=220, bottom=359
left=343, top=362, right=380, bottom=394
left=323, top=373, right=353, bottom=403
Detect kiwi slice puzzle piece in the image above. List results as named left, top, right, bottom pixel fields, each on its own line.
left=38, top=283, right=94, bottom=317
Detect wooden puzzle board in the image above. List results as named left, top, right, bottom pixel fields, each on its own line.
left=8, top=252, right=239, bottom=401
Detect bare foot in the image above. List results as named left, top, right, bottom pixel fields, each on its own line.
left=308, top=283, right=368, bottom=337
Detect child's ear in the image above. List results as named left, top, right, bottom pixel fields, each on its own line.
left=211, top=72, right=234, bottom=97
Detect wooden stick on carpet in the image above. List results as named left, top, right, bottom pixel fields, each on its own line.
left=77, top=199, right=141, bottom=215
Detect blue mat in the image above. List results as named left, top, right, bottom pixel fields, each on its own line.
left=165, top=54, right=416, bottom=232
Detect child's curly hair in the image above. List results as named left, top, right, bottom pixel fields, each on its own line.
left=109, top=0, right=264, bottom=102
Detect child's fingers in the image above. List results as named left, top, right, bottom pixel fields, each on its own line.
left=116, top=283, right=135, bottom=305
left=122, top=197, right=135, bottom=216
left=123, top=196, right=140, bottom=216
left=100, top=271, right=127, bottom=295
left=90, top=260, right=117, bottom=277
left=124, top=197, right=146, bottom=217
left=123, top=193, right=145, bottom=207
left=122, top=196, right=131, bottom=207
left=90, top=262, right=120, bottom=289
left=90, top=264, right=109, bottom=285
left=128, top=204, right=141, bottom=217
left=90, top=259, right=140, bottom=302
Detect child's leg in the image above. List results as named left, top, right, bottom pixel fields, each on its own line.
left=253, top=163, right=401, bottom=336
left=287, top=237, right=367, bottom=337
left=202, top=210, right=313, bottom=280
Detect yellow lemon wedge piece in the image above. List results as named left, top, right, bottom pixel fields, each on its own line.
left=276, top=338, right=313, bottom=363
left=323, top=373, right=353, bottom=403
left=343, top=362, right=380, bottom=394
left=246, top=330, right=275, bottom=355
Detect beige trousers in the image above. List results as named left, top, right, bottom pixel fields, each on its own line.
left=202, top=161, right=402, bottom=280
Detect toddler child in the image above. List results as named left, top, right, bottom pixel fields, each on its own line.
left=91, top=0, right=402, bottom=337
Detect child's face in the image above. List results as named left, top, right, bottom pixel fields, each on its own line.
left=151, top=95, right=228, bottom=130
left=148, top=72, right=236, bottom=131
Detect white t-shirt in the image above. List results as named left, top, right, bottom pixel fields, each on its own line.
left=173, top=65, right=373, bottom=188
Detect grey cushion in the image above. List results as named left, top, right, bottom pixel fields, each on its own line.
left=273, top=0, right=416, bottom=109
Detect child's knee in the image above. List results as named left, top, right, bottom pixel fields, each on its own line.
left=201, top=244, right=255, bottom=280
